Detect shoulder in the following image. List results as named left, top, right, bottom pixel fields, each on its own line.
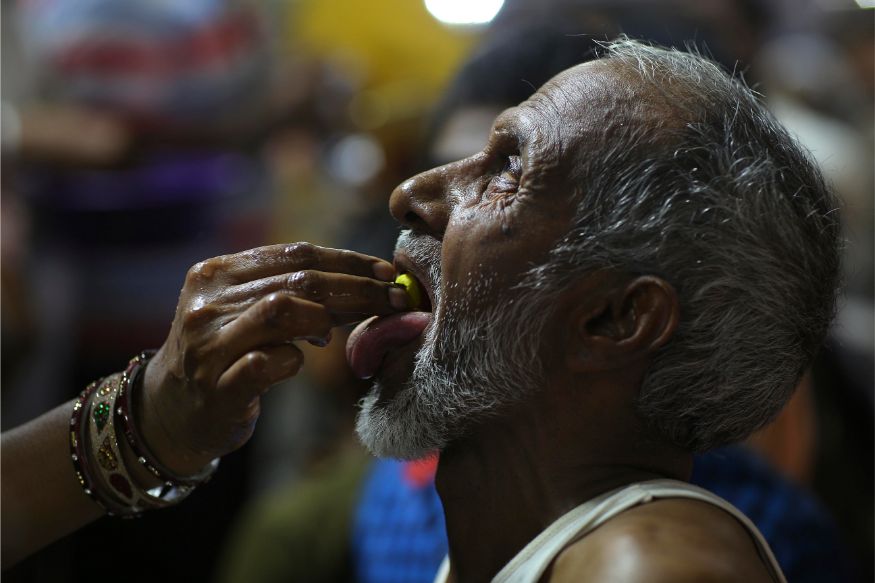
left=548, top=498, right=775, bottom=583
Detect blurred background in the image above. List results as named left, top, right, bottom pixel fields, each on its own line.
left=1, top=0, right=872, bottom=581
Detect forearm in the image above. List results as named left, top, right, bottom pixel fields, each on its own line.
left=0, top=363, right=218, bottom=569
left=1, top=400, right=103, bottom=568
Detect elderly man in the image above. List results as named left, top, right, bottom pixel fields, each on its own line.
left=346, top=39, right=840, bottom=582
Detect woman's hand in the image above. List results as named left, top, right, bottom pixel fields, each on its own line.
left=139, top=243, right=405, bottom=475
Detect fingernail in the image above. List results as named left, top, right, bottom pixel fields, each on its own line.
left=373, top=262, right=395, bottom=282
left=388, top=286, right=408, bottom=310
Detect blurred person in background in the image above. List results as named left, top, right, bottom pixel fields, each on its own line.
left=749, top=6, right=874, bottom=574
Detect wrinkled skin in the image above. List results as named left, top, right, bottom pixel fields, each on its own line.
left=140, top=242, right=408, bottom=475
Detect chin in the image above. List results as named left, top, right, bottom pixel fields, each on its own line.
left=355, top=382, right=449, bottom=461
left=354, top=286, right=554, bottom=460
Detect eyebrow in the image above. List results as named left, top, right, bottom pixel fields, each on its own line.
left=488, top=109, right=523, bottom=153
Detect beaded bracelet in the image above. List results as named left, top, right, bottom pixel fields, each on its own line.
left=69, top=378, right=129, bottom=516
left=70, top=351, right=219, bottom=517
left=115, top=351, right=219, bottom=491
left=88, top=374, right=168, bottom=515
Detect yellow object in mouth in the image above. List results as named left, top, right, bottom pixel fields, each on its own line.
left=394, top=273, right=423, bottom=310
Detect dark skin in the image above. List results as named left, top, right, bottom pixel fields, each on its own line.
left=385, top=60, right=774, bottom=582
left=1, top=243, right=408, bottom=567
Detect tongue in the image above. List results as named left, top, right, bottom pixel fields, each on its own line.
left=346, top=312, right=431, bottom=379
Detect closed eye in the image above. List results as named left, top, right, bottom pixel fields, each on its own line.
left=486, top=154, right=522, bottom=196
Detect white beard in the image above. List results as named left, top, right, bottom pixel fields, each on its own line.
left=355, top=230, right=557, bottom=460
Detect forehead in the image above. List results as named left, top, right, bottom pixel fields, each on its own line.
left=529, top=60, right=622, bottom=115
left=490, top=60, right=635, bottom=155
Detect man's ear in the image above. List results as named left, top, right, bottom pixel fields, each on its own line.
left=566, top=275, right=679, bottom=372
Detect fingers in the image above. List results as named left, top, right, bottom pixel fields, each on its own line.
left=216, top=343, right=304, bottom=405
left=216, top=293, right=333, bottom=365
left=209, top=243, right=396, bottom=284
left=224, top=271, right=409, bottom=316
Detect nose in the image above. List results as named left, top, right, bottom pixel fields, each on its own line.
left=389, top=165, right=452, bottom=239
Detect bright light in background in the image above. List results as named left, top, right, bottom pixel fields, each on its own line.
left=854, top=0, right=874, bottom=7
left=326, top=133, right=386, bottom=187
left=424, top=0, right=505, bottom=25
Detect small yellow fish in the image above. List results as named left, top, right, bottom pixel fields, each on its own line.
left=394, top=273, right=423, bottom=310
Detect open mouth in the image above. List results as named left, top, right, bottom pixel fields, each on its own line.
left=345, top=256, right=435, bottom=380
left=392, top=254, right=435, bottom=314
left=398, top=271, right=433, bottom=313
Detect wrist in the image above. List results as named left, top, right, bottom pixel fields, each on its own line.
left=138, top=354, right=216, bottom=477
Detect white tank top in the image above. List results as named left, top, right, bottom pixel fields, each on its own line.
left=433, top=479, right=786, bottom=583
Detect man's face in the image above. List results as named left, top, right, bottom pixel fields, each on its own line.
left=352, top=62, right=624, bottom=459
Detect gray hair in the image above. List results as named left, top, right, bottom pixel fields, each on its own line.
left=520, top=39, right=842, bottom=452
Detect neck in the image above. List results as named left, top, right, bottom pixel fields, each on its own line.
left=434, top=381, right=691, bottom=582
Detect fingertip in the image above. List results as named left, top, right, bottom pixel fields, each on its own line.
left=281, top=350, right=304, bottom=378
left=388, top=286, right=409, bottom=310
left=373, top=261, right=396, bottom=282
